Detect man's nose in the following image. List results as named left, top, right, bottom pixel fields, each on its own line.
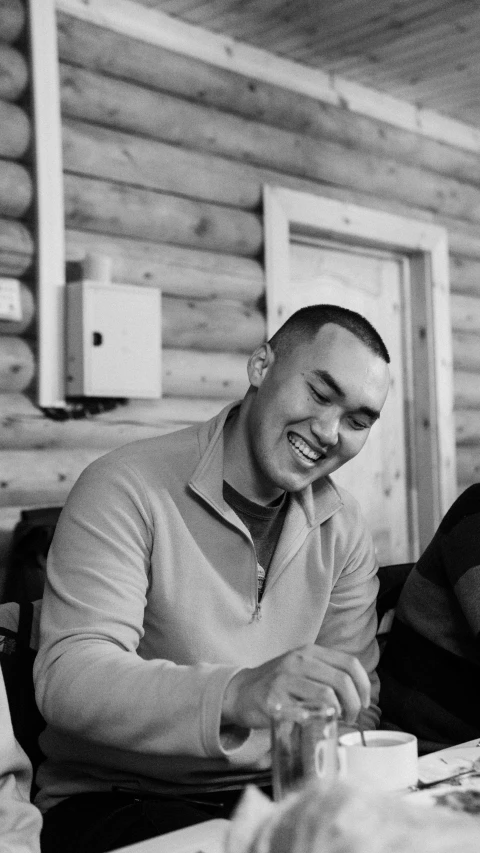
left=311, top=414, right=340, bottom=447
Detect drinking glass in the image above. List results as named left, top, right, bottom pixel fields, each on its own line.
left=270, top=700, right=338, bottom=801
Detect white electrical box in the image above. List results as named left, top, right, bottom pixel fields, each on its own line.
left=66, top=280, right=161, bottom=398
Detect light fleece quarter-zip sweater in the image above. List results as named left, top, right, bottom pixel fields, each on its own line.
left=33, top=403, right=380, bottom=811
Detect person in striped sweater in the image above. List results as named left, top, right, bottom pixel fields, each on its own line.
left=379, top=484, right=480, bottom=754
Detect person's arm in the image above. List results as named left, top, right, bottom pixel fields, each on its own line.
left=0, top=673, right=42, bottom=853
left=222, top=493, right=380, bottom=732
left=33, top=458, right=255, bottom=765
left=441, top=510, right=480, bottom=648
left=315, top=514, right=380, bottom=733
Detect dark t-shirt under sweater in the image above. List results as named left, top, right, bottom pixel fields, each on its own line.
left=223, top=481, right=288, bottom=601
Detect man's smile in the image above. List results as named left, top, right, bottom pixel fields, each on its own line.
left=287, top=432, right=326, bottom=465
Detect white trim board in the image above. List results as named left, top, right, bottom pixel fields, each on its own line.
left=29, top=0, right=66, bottom=407
left=263, top=186, right=456, bottom=545
left=57, top=0, right=480, bottom=154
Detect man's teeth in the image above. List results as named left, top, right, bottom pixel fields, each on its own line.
left=288, top=434, right=322, bottom=462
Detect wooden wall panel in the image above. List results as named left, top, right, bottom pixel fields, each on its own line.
left=64, top=174, right=263, bottom=255
left=0, top=159, right=32, bottom=218
left=0, top=217, right=34, bottom=276
left=0, top=0, right=36, bottom=589
left=0, top=337, right=35, bottom=393
left=62, top=119, right=262, bottom=210
left=161, top=296, right=264, bottom=352
left=54, top=12, right=480, bottom=499
left=0, top=393, right=228, bottom=450
left=0, top=42, right=28, bottom=100
left=0, top=449, right=101, bottom=508
left=65, top=230, right=264, bottom=301
left=56, top=13, right=480, bottom=500
left=3, top=4, right=480, bottom=581
left=55, top=13, right=480, bottom=187
left=59, top=65, right=480, bottom=226
left=0, top=0, right=25, bottom=45
left=0, top=99, right=30, bottom=158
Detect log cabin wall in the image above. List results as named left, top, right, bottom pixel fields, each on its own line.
left=0, top=0, right=36, bottom=595
left=55, top=12, right=480, bottom=489
left=2, top=3, right=480, bottom=591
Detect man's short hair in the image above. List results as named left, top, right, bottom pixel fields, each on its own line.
left=268, top=304, right=390, bottom=364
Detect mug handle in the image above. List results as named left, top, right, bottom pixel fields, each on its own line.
left=313, top=741, right=347, bottom=779
left=336, top=745, right=348, bottom=779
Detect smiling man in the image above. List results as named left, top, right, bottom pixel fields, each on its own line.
left=35, top=304, right=390, bottom=852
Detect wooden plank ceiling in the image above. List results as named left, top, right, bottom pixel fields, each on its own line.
left=134, top=0, right=480, bottom=129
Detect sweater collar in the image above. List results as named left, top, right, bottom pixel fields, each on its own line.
left=189, top=401, right=343, bottom=527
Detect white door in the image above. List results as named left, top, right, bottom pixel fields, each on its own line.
left=264, top=188, right=456, bottom=559
left=289, top=238, right=412, bottom=565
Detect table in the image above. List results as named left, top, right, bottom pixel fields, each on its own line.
left=410, top=737, right=480, bottom=808
left=113, top=818, right=229, bottom=853
left=114, top=739, right=480, bottom=852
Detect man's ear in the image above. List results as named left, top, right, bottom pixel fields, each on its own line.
left=248, top=343, right=275, bottom=388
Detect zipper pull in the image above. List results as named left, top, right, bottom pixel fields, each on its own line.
left=251, top=602, right=262, bottom=622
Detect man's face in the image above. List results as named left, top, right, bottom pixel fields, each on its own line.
left=246, top=323, right=390, bottom=496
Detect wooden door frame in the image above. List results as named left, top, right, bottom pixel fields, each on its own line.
left=263, top=186, right=456, bottom=553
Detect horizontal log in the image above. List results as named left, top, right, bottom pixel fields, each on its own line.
left=0, top=0, right=25, bottom=44
left=0, top=282, right=34, bottom=336
left=67, top=120, right=480, bottom=268
left=0, top=43, right=28, bottom=101
left=0, top=99, right=30, bottom=159
left=65, top=230, right=264, bottom=301
left=455, top=409, right=480, bottom=446
left=0, top=393, right=230, bottom=449
left=454, top=370, right=480, bottom=410
left=162, top=295, right=265, bottom=353
left=456, top=446, right=480, bottom=488
left=449, top=255, right=480, bottom=297
left=446, top=230, right=480, bottom=262
left=0, top=338, right=247, bottom=400
left=59, top=64, right=480, bottom=226
left=0, top=216, right=34, bottom=276
left=63, top=166, right=480, bottom=270
left=60, top=176, right=480, bottom=281
left=58, top=69, right=480, bottom=261
left=450, top=293, right=480, bottom=334
left=0, top=336, right=35, bottom=393
left=64, top=174, right=263, bottom=256
left=63, top=119, right=261, bottom=210
left=162, top=348, right=249, bottom=398
left=453, top=331, right=480, bottom=373
left=0, top=449, right=100, bottom=508
left=61, top=143, right=480, bottom=266
left=0, top=159, right=32, bottom=217
left=56, top=13, right=480, bottom=188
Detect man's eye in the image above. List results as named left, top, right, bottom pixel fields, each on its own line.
left=349, top=419, right=369, bottom=431
left=309, top=386, right=329, bottom=403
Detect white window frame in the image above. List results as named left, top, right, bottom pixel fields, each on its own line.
left=28, top=0, right=66, bottom=407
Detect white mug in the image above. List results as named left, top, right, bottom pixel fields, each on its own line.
left=338, top=729, right=418, bottom=791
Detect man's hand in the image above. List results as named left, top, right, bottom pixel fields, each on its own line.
left=222, top=645, right=371, bottom=729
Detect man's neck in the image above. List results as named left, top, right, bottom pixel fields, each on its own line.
left=222, top=407, right=284, bottom=507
